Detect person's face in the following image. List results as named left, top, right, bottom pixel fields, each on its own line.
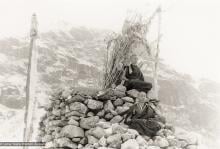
left=136, top=92, right=147, bottom=103
left=131, top=55, right=138, bottom=64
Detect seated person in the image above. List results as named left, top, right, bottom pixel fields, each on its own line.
left=120, top=92, right=165, bottom=137
left=117, top=54, right=152, bottom=94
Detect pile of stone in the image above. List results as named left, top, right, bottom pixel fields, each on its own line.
left=38, top=86, right=198, bottom=149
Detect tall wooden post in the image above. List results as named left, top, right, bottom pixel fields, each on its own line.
left=153, top=7, right=161, bottom=100
left=23, top=13, right=38, bottom=146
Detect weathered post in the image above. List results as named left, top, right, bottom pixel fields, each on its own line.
left=153, top=7, right=161, bottom=100
left=23, top=13, right=38, bottom=147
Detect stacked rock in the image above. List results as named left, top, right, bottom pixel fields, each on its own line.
left=38, top=86, right=198, bottom=149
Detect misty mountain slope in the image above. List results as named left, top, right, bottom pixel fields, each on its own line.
left=0, top=27, right=219, bottom=148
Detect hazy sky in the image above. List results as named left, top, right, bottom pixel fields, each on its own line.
left=0, top=0, right=220, bottom=82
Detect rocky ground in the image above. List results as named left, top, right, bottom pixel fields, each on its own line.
left=37, top=86, right=198, bottom=149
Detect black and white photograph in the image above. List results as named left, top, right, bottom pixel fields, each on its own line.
left=0, top=0, right=219, bottom=148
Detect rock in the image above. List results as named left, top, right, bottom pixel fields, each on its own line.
left=69, top=102, right=88, bottom=114
left=98, top=137, right=107, bottom=147
left=110, top=110, right=118, bottom=116
left=79, top=137, right=88, bottom=145
left=116, top=106, right=129, bottom=114
left=68, top=116, right=80, bottom=121
left=186, top=145, right=198, bottom=149
left=106, top=134, right=122, bottom=148
left=154, top=136, right=169, bottom=148
left=176, top=131, right=198, bottom=145
left=65, top=111, right=84, bottom=117
left=115, top=85, right=127, bottom=92
left=123, top=102, right=134, bottom=108
left=112, top=124, right=127, bottom=134
left=87, top=135, right=99, bottom=144
left=45, top=141, right=54, bottom=148
left=113, top=98, right=124, bottom=106
left=62, top=89, right=72, bottom=99
left=60, top=102, right=65, bottom=108
left=104, top=100, right=114, bottom=112
left=122, top=96, right=134, bottom=103
left=97, top=110, right=105, bottom=117
left=78, top=144, right=83, bottom=149
left=104, top=127, right=113, bottom=137
left=87, top=112, right=95, bottom=117
left=164, top=129, right=173, bottom=137
left=65, top=105, right=70, bottom=113
left=121, top=133, right=135, bottom=142
left=136, top=136, right=147, bottom=146
left=147, top=146, right=160, bottom=149
left=104, top=113, right=114, bottom=120
left=48, top=120, right=64, bottom=127
left=42, top=134, right=53, bottom=142
left=167, top=137, right=178, bottom=146
left=68, top=119, right=79, bottom=126
left=80, top=116, right=100, bottom=129
left=66, top=94, right=85, bottom=103
left=165, top=124, right=175, bottom=132
left=60, top=125, right=84, bottom=138
left=127, top=89, right=139, bottom=98
left=143, top=135, right=150, bottom=141
left=110, top=115, right=123, bottom=123
left=55, top=137, right=77, bottom=149
left=96, top=121, right=111, bottom=129
left=113, top=90, right=126, bottom=97
left=52, top=109, right=61, bottom=116
left=127, top=129, right=139, bottom=137
left=87, top=99, right=103, bottom=110
left=91, top=127, right=106, bottom=139
left=72, top=137, right=81, bottom=143
left=121, top=139, right=139, bottom=149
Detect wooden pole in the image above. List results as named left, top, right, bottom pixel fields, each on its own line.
left=154, top=6, right=162, bottom=100
left=23, top=13, right=38, bottom=147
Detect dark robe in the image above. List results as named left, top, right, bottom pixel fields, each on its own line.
left=121, top=102, right=164, bottom=137
left=123, top=64, right=152, bottom=93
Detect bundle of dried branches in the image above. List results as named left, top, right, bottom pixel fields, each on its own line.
left=102, top=11, right=159, bottom=89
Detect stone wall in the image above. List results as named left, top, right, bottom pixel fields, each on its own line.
left=38, top=86, right=198, bottom=149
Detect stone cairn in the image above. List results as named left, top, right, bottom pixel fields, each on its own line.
left=38, top=86, right=198, bottom=149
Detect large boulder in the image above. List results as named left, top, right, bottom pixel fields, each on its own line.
left=80, top=116, right=100, bottom=129
left=60, top=125, right=84, bottom=138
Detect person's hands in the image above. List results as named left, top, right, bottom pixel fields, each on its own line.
left=116, top=62, right=123, bottom=70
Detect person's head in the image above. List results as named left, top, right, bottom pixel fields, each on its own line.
left=130, top=54, right=138, bottom=65
left=136, top=92, right=148, bottom=103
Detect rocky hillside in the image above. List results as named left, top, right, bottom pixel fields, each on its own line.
left=38, top=86, right=198, bottom=149
left=0, top=26, right=219, bottom=148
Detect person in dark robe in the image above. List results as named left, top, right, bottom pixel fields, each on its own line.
left=118, top=54, right=152, bottom=94
left=120, top=93, right=165, bottom=137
